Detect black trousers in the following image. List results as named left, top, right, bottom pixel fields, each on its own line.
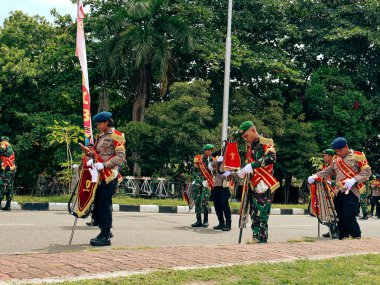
left=370, top=196, right=380, bottom=216
left=212, top=186, right=231, bottom=226
left=335, top=191, right=361, bottom=239
left=93, top=179, right=116, bottom=231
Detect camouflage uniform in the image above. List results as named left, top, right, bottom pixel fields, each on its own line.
left=359, top=181, right=370, bottom=218
left=247, top=137, right=278, bottom=243
left=192, top=154, right=211, bottom=215
left=0, top=137, right=16, bottom=210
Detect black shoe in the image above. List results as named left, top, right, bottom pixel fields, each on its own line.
left=322, top=232, right=331, bottom=238
left=90, top=236, right=111, bottom=246
left=222, top=226, right=231, bottom=231
left=213, top=224, right=224, bottom=230
left=359, top=216, right=368, bottom=220
left=202, top=221, right=209, bottom=228
left=90, top=231, right=113, bottom=242
left=191, top=221, right=203, bottom=227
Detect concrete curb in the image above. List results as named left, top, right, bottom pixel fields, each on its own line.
left=8, top=202, right=309, bottom=215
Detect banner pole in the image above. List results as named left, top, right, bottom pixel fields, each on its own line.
left=69, top=217, right=78, bottom=245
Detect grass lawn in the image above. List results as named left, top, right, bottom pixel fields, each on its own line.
left=12, top=194, right=307, bottom=209
left=60, top=254, right=379, bottom=285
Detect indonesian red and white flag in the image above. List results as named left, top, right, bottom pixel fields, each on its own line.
left=75, top=0, right=93, bottom=144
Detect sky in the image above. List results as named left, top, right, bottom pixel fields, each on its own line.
left=0, top=0, right=78, bottom=26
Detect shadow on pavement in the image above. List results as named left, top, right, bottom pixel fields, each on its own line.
left=35, top=243, right=90, bottom=253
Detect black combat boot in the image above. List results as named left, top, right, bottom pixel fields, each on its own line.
left=213, top=223, right=225, bottom=230
left=191, top=213, right=203, bottom=227
left=222, top=208, right=232, bottom=231
left=202, top=209, right=209, bottom=227
left=90, top=228, right=111, bottom=246
left=2, top=198, right=11, bottom=211
left=359, top=215, right=368, bottom=220
left=222, top=219, right=231, bottom=231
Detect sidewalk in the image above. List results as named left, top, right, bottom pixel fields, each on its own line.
left=5, top=202, right=308, bottom=215
left=0, top=239, right=379, bottom=284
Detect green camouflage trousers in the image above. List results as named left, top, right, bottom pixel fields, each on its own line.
left=193, top=185, right=210, bottom=214
left=360, top=190, right=368, bottom=217
left=0, top=170, right=16, bottom=200
left=250, top=189, right=272, bottom=243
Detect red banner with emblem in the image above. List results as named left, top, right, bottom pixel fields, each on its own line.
left=223, top=141, right=241, bottom=170
left=76, top=164, right=98, bottom=218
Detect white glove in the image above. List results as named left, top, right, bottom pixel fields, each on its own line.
left=217, top=156, right=223, bottom=162
left=242, top=163, right=253, bottom=174
left=344, top=178, right=357, bottom=194
left=94, top=162, right=104, bottom=170
left=86, top=159, right=94, bottom=166
left=237, top=163, right=253, bottom=178
left=88, top=167, right=99, bottom=183
left=207, top=163, right=213, bottom=172
left=222, top=171, right=231, bottom=177
left=308, top=175, right=317, bottom=184
left=202, top=180, right=208, bottom=188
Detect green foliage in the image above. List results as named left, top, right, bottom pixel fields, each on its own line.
left=122, top=80, right=218, bottom=176
left=1, top=0, right=380, bottom=195
left=46, top=121, right=83, bottom=190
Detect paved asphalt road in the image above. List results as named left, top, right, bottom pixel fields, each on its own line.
left=0, top=211, right=379, bottom=254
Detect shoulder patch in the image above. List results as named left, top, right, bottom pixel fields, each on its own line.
left=111, top=129, right=125, bottom=143
left=259, top=136, right=274, bottom=146
left=353, top=151, right=366, bottom=162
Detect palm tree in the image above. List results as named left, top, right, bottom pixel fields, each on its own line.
left=103, top=0, right=194, bottom=174
left=107, top=0, right=194, bottom=122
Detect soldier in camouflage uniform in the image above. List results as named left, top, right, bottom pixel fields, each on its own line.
left=191, top=144, right=214, bottom=228
left=369, top=174, right=380, bottom=218
left=358, top=180, right=370, bottom=220
left=237, top=121, right=279, bottom=243
left=0, top=136, right=17, bottom=211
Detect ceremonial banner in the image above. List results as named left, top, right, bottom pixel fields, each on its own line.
left=223, top=141, right=241, bottom=170
left=76, top=0, right=93, bottom=144
left=76, top=165, right=98, bottom=218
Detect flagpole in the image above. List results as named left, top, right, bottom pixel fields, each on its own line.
left=222, top=0, right=233, bottom=142
left=76, top=0, right=94, bottom=145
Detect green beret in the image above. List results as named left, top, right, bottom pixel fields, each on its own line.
left=202, top=144, right=214, bottom=151
left=93, top=111, right=112, bottom=122
left=323, top=149, right=335, bottom=156
left=1, top=136, right=10, bottom=142
left=238, top=121, right=254, bottom=136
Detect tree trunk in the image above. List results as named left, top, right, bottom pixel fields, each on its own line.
left=98, top=80, right=109, bottom=112
left=132, top=66, right=150, bottom=176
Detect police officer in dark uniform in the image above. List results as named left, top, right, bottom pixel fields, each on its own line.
left=82, top=111, right=125, bottom=246
left=211, top=155, right=232, bottom=231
